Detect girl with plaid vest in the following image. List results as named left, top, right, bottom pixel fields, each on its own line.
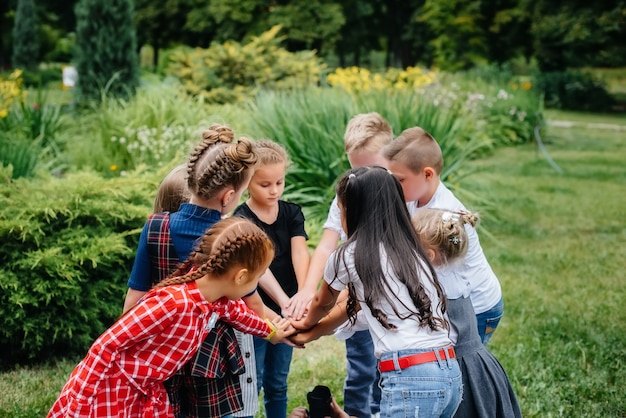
left=48, top=217, right=293, bottom=418
left=123, top=125, right=287, bottom=417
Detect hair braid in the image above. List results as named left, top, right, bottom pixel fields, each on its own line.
left=187, top=124, right=235, bottom=192
left=193, top=137, right=258, bottom=200
left=155, top=217, right=274, bottom=289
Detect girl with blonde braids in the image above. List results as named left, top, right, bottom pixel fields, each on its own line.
left=412, top=209, right=522, bottom=418
left=48, top=217, right=294, bottom=418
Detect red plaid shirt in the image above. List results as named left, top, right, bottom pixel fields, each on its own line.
left=48, top=282, right=271, bottom=418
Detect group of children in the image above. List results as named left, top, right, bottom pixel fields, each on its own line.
left=48, top=113, right=521, bottom=418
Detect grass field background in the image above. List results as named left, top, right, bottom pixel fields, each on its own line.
left=1, top=110, right=625, bottom=417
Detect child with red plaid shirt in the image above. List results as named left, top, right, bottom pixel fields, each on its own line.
left=48, top=217, right=293, bottom=418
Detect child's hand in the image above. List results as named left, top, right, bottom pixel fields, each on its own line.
left=329, top=397, right=351, bottom=417
left=288, top=406, right=309, bottom=418
left=268, top=315, right=296, bottom=344
left=288, top=328, right=320, bottom=346
left=290, top=316, right=314, bottom=331
left=284, top=289, right=314, bottom=320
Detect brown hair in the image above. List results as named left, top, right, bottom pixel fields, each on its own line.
left=254, top=140, right=290, bottom=168
left=344, top=112, right=393, bottom=155
left=156, top=217, right=274, bottom=287
left=186, top=124, right=258, bottom=200
left=383, top=127, right=443, bottom=174
left=153, top=164, right=190, bottom=213
left=412, top=208, right=479, bottom=266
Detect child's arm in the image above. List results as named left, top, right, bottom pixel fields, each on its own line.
left=291, top=280, right=341, bottom=330
left=289, top=296, right=350, bottom=345
left=286, top=229, right=340, bottom=320
left=123, top=288, right=148, bottom=313
left=221, top=299, right=295, bottom=343
left=257, top=269, right=291, bottom=315
left=291, top=234, right=311, bottom=296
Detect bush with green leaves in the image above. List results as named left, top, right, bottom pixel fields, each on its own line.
left=164, top=25, right=324, bottom=104
left=0, top=71, right=66, bottom=181
left=533, top=71, right=615, bottom=112
left=60, top=82, right=219, bottom=173
left=73, top=0, right=140, bottom=102
left=11, top=0, right=39, bottom=71
left=0, top=170, right=160, bottom=369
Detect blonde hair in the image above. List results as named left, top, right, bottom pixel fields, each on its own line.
left=153, top=164, right=190, bottom=213
left=344, top=112, right=393, bottom=155
left=186, top=124, right=258, bottom=200
left=157, top=217, right=274, bottom=287
left=383, top=127, right=443, bottom=174
left=412, top=208, right=479, bottom=266
left=254, top=140, right=290, bottom=168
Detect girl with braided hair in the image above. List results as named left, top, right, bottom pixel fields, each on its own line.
left=122, top=124, right=288, bottom=418
left=48, top=217, right=294, bottom=418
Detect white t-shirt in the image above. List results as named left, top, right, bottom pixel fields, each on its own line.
left=407, top=182, right=502, bottom=314
left=323, top=196, right=347, bottom=241
left=325, top=243, right=452, bottom=358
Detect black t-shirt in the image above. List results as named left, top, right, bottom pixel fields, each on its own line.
left=234, top=200, right=308, bottom=314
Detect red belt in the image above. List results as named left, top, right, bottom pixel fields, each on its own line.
left=378, top=347, right=456, bottom=372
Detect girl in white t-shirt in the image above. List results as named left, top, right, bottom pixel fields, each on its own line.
left=291, top=166, right=462, bottom=418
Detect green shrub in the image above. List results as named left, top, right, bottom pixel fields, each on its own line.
left=11, top=0, right=39, bottom=71
left=164, top=26, right=324, bottom=104
left=61, top=82, right=216, bottom=173
left=0, top=170, right=159, bottom=369
left=533, top=71, right=615, bottom=112
left=74, top=0, right=140, bottom=102
left=0, top=75, right=66, bottom=180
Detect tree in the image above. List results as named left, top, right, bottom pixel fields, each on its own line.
left=11, top=0, right=39, bottom=71
left=134, top=0, right=195, bottom=67
left=419, top=0, right=488, bottom=71
left=73, top=0, right=139, bottom=102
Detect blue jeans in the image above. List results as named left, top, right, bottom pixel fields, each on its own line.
left=344, top=330, right=379, bottom=418
left=476, top=297, right=504, bottom=345
left=379, top=348, right=462, bottom=418
left=254, top=337, right=293, bottom=418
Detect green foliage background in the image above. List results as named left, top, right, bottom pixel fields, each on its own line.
left=11, top=0, right=39, bottom=71
left=73, top=0, right=140, bottom=102
left=0, top=170, right=159, bottom=368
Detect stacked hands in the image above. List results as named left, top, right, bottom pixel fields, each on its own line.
left=278, top=288, right=347, bottom=348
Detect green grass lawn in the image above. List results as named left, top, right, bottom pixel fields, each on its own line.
left=1, top=113, right=625, bottom=417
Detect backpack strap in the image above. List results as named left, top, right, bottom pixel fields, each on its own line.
left=146, top=212, right=179, bottom=286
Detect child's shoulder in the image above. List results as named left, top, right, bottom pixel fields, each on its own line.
left=279, top=199, right=305, bottom=214
left=428, top=182, right=466, bottom=211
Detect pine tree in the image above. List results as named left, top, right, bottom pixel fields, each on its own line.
left=73, top=0, right=140, bottom=102
left=11, top=0, right=39, bottom=71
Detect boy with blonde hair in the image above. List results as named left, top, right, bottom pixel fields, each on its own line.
left=383, top=127, right=504, bottom=345
left=286, top=112, right=392, bottom=418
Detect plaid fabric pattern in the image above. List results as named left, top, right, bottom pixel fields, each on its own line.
left=147, top=213, right=179, bottom=286
left=146, top=212, right=256, bottom=418
left=48, top=285, right=273, bottom=418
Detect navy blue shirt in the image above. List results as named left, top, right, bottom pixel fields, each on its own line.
left=127, top=203, right=222, bottom=291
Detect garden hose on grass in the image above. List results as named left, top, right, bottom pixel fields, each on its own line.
left=534, top=118, right=563, bottom=174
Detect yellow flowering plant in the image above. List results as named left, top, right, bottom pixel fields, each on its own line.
left=0, top=70, right=26, bottom=119
left=326, top=66, right=438, bottom=93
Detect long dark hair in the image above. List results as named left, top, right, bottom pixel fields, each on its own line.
left=334, top=166, right=448, bottom=331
